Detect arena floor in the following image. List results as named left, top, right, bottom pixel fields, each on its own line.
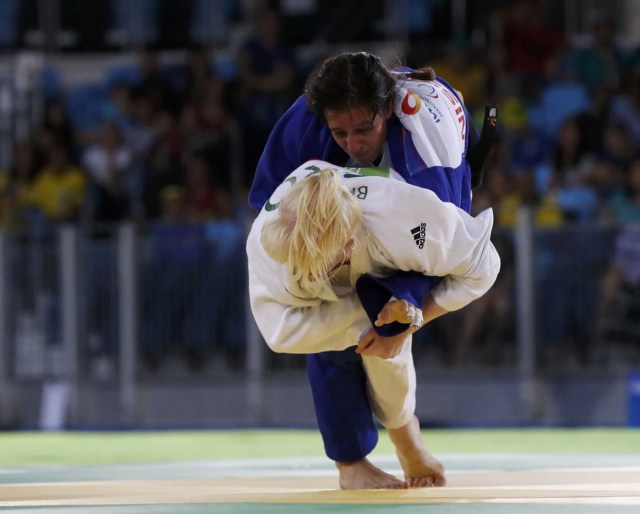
left=3, top=453, right=640, bottom=513
left=1, top=430, right=639, bottom=513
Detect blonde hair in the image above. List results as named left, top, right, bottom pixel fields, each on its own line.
left=261, top=168, right=362, bottom=293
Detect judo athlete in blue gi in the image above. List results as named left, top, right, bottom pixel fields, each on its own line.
left=248, top=52, right=481, bottom=488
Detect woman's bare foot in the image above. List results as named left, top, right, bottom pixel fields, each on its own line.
left=387, top=415, right=446, bottom=488
left=336, top=458, right=408, bottom=489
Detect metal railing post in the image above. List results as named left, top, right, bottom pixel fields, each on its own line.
left=515, top=207, right=544, bottom=422
left=0, top=231, right=16, bottom=427
left=118, top=223, right=139, bottom=425
left=59, top=225, right=81, bottom=424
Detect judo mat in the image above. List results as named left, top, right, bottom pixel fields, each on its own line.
left=1, top=429, right=639, bottom=513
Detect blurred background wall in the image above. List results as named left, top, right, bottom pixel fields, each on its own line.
left=0, top=0, right=639, bottom=430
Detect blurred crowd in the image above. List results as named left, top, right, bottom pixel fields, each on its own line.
left=0, top=2, right=638, bottom=232
left=0, top=0, right=639, bottom=371
left=466, top=7, right=640, bottom=230
left=0, top=42, right=240, bottom=230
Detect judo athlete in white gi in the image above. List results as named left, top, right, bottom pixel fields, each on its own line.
left=249, top=52, right=486, bottom=488
left=247, top=160, right=500, bottom=488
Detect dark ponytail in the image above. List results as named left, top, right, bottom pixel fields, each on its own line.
left=405, top=66, right=436, bottom=81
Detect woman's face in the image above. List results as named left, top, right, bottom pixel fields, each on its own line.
left=304, top=237, right=356, bottom=283
left=324, top=237, right=356, bottom=276
left=325, top=106, right=392, bottom=165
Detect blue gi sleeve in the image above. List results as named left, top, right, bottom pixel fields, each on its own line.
left=248, top=95, right=348, bottom=211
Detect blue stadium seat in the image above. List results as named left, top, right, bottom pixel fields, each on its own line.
left=65, top=84, right=109, bottom=133
left=0, top=0, right=20, bottom=47
left=213, top=55, right=237, bottom=82
left=190, top=0, right=235, bottom=45
left=108, top=0, right=158, bottom=46
left=104, top=64, right=141, bottom=90
left=40, top=64, right=62, bottom=99
left=529, top=80, right=591, bottom=138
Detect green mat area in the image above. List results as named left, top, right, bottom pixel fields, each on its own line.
left=1, top=428, right=639, bottom=466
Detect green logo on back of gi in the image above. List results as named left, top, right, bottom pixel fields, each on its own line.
left=304, top=165, right=321, bottom=175
left=343, top=167, right=390, bottom=178
left=264, top=176, right=297, bottom=212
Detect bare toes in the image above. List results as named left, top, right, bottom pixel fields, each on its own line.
left=408, top=477, right=428, bottom=488
left=406, top=475, right=446, bottom=488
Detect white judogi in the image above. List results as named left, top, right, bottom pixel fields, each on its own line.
left=246, top=160, right=500, bottom=427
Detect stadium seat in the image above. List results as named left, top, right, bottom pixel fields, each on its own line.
left=0, top=0, right=20, bottom=47
left=65, top=84, right=109, bottom=133
left=529, top=80, right=591, bottom=138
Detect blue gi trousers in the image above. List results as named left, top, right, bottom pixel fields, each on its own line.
left=307, top=348, right=378, bottom=462
left=309, top=273, right=440, bottom=461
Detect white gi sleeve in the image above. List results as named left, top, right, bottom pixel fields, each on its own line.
left=428, top=208, right=500, bottom=311
left=246, top=222, right=370, bottom=354
left=362, top=178, right=501, bottom=312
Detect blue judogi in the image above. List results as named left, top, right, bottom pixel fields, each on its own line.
left=249, top=76, right=475, bottom=461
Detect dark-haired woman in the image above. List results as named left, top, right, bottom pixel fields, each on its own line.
left=247, top=52, right=481, bottom=489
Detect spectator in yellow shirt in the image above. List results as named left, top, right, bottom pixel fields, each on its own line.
left=0, top=142, right=42, bottom=229
left=26, top=144, right=86, bottom=222
left=488, top=168, right=564, bottom=228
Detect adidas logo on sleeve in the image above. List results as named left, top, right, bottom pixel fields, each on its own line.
left=411, top=223, right=426, bottom=249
